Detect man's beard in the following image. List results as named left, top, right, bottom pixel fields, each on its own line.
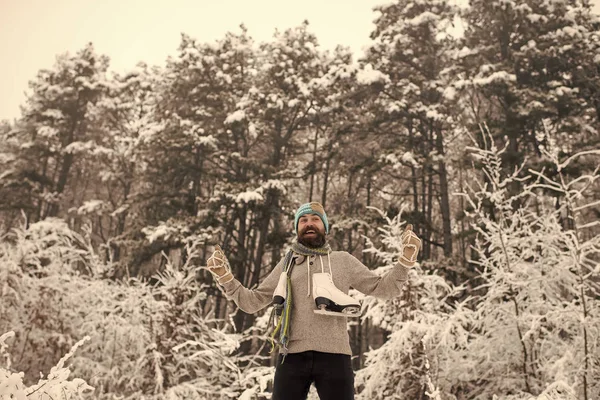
left=298, top=226, right=326, bottom=248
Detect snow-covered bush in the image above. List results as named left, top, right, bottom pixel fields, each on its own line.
left=355, top=207, right=465, bottom=400
left=355, top=132, right=600, bottom=399
left=456, top=134, right=600, bottom=399
left=0, top=219, right=244, bottom=399
left=0, top=331, right=94, bottom=399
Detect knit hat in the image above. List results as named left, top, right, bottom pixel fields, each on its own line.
left=294, top=202, right=329, bottom=234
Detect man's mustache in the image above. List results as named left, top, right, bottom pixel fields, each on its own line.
left=301, top=226, right=320, bottom=234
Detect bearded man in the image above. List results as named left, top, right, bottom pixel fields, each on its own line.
left=202, top=202, right=421, bottom=400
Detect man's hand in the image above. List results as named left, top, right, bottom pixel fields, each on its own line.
left=200, top=245, right=234, bottom=285
left=399, top=224, right=421, bottom=268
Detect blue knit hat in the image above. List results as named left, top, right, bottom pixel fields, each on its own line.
left=294, top=202, right=329, bottom=234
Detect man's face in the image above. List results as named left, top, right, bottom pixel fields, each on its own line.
left=297, top=214, right=326, bottom=248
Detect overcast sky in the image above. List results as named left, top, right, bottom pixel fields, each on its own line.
left=1, top=0, right=599, bottom=122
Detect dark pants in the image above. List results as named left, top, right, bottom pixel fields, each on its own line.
left=272, top=351, right=354, bottom=400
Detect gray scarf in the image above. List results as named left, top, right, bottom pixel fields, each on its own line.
left=269, top=241, right=332, bottom=362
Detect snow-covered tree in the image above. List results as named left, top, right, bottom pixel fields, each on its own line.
left=362, top=0, right=460, bottom=260
left=0, top=121, right=33, bottom=233
left=459, top=0, right=600, bottom=177
left=73, top=62, right=161, bottom=267
left=15, top=43, right=109, bottom=221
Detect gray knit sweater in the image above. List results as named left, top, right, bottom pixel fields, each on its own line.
left=223, top=251, right=409, bottom=355
left=221, top=251, right=409, bottom=356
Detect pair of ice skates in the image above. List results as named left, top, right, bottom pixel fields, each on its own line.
left=272, top=224, right=421, bottom=318
left=273, top=270, right=361, bottom=318
left=201, top=245, right=360, bottom=316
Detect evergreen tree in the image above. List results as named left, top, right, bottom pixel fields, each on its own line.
left=11, top=43, right=109, bottom=222
left=362, top=0, right=459, bottom=261
left=459, top=0, right=600, bottom=178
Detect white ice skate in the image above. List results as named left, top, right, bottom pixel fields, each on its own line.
left=312, top=272, right=361, bottom=317
left=272, top=271, right=288, bottom=316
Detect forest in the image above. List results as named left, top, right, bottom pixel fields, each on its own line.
left=1, top=0, right=600, bottom=399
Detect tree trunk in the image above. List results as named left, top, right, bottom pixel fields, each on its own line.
left=436, top=127, right=453, bottom=257
left=346, top=171, right=354, bottom=252
left=309, top=127, right=319, bottom=201
left=408, top=122, right=419, bottom=222
left=427, top=165, right=433, bottom=259
left=47, top=152, right=74, bottom=217
left=322, top=140, right=333, bottom=208
left=458, top=163, right=467, bottom=271
left=35, top=156, right=50, bottom=222
left=47, top=116, right=81, bottom=218
left=421, top=156, right=429, bottom=260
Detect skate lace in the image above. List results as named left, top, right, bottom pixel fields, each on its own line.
left=308, top=255, right=334, bottom=297
left=319, top=254, right=333, bottom=278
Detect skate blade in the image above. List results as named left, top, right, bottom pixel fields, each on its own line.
left=314, top=309, right=361, bottom=318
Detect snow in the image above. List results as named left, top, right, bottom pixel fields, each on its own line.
left=215, top=70, right=233, bottom=84
left=442, top=86, right=457, bottom=100
left=0, top=153, right=15, bottom=165
left=0, top=169, right=12, bottom=182
left=1, top=333, right=94, bottom=400
left=3, top=13, right=599, bottom=399
left=64, top=140, right=94, bottom=154
left=110, top=204, right=129, bottom=217
left=558, top=26, right=580, bottom=38
left=514, top=3, right=533, bottom=13
left=425, top=108, right=445, bottom=121
left=248, top=122, right=258, bottom=138
left=239, top=388, right=256, bottom=400
left=356, top=64, right=390, bottom=85
left=407, top=11, right=440, bottom=26
left=382, top=152, right=420, bottom=169
left=85, top=141, right=112, bottom=156
left=260, top=179, right=287, bottom=194
left=553, top=86, right=579, bottom=97
left=38, top=126, right=59, bottom=138
left=77, top=200, right=105, bottom=215
left=142, top=224, right=177, bottom=243
left=195, top=134, right=218, bottom=148
left=386, top=101, right=407, bottom=113
left=526, top=40, right=537, bottom=49
left=138, top=122, right=166, bottom=143
left=519, top=100, right=546, bottom=115
left=473, top=71, right=517, bottom=86
left=527, top=13, right=547, bottom=23
left=27, top=218, right=73, bottom=238
left=41, top=109, right=65, bottom=120
left=236, top=190, right=264, bottom=203
left=402, top=151, right=419, bottom=167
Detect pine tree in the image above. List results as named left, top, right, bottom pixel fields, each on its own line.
left=83, top=63, right=161, bottom=267
left=362, top=0, right=459, bottom=261
left=15, top=43, right=109, bottom=221
left=459, top=0, right=600, bottom=180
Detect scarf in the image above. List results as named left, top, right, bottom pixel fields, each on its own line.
left=268, top=241, right=332, bottom=363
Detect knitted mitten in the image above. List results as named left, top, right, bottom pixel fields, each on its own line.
left=399, top=224, right=421, bottom=268
left=202, top=245, right=234, bottom=285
